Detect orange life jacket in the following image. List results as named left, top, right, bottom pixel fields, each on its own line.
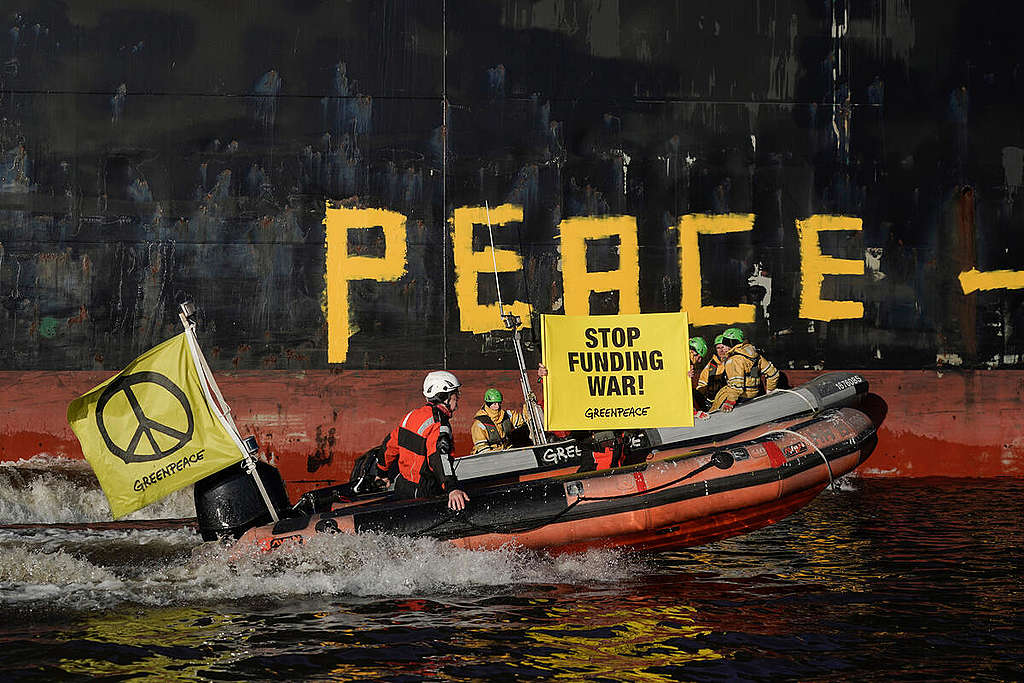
left=382, top=403, right=455, bottom=495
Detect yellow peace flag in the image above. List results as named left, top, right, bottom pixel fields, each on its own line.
left=541, top=312, right=693, bottom=431
left=67, top=333, right=244, bottom=518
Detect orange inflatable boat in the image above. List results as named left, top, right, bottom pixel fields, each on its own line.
left=224, top=406, right=879, bottom=554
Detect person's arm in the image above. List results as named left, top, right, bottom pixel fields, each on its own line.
left=470, top=419, right=492, bottom=454
left=760, top=355, right=780, bottom=392
left=426, top=424, right=470, bottom=510
left=696, top=362, right=712, bottom=393
left=717, top=356, right=746, bottom=411
left=378, top=424, right=400, bottom=478
left=511, top=407, right=527, bottom=429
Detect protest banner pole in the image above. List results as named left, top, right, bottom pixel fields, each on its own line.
left=484, top=203, right=548, bottom=445
left=178, top=301, right=279, bottom=522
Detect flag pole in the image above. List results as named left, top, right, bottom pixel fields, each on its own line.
left=178, top=301, right=279, bottom=523
left=484, top=202, right=548, bottom=445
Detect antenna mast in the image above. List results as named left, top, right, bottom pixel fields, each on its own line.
left=485, top=203, right=548, bottom=446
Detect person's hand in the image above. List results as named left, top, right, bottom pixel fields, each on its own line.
left=720, top=399, right=736, bottom=413
left=448, top=489, right=470, bottom=511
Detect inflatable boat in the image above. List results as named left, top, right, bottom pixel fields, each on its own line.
left=199, top=400, right=881, bottom=555
left=373, top=370, right=871, bottom=485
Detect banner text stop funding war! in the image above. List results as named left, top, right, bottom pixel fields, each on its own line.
left=567, top=326, right=664, bottom=397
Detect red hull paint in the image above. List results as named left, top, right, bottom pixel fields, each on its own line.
left=2, top=369, right=1021, bottom=500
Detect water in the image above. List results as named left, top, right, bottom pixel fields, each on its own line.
left=0, top=457, right=1021, bottom=681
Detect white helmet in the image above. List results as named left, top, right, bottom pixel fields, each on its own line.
left=423, top=370, right=461, bottom=401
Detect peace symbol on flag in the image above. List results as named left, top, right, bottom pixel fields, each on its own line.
left=95, top=371, right=196, bottom=464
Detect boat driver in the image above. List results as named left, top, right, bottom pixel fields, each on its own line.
left=376, top=370, right=471, bottom=511
left=470, top=388, right=528, bottom=454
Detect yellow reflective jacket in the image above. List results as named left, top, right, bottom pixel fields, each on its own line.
left=696, top=355, right=727, bottom=399
left=470, top=404, right=527, bottom=454
left=710, top=342, right=780, bottom=410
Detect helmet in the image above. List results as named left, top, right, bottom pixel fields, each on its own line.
left=722, top=327, right=745, bottom=343
left=423, top=370, right=461, bottom=401
left=688, top=337, right=708, bottom=358
left=484, top=388, right=503, bottom=403
left=714, top=334, right=725, bottom=345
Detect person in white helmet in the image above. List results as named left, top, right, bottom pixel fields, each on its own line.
left=376, top=370, right=470, bottom=511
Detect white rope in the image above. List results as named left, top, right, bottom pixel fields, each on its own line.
left=761, top=428, right=837, bottom=491
left=767, top=388, right=818, bottom=414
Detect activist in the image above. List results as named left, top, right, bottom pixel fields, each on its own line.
left=376, top=370, right=470, bottom=510
left=695, top=333, right=728, bottom=407
left=688, top=337, right=712, bottom=413
left=710, top=328, right=780, bottom=412
left=470, top=388, right=529, bottom=453
left=688, top=336, right=708, bottom=372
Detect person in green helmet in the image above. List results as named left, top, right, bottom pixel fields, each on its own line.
left=688, top=336, right=708, bottom=371
left=710, top=327, right=780, bottom=412
left=470, top=387, right=529, bottom=454
left=695, top=333, right=729, bottom=408
left=687, top=336, right=712, bottom=411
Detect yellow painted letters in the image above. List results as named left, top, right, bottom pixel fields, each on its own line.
left=558, top=216, right=640, bottom=315
left=676, top=214, right=756, bottom=326
left=452, top=204, right=533, bottom=333
left=959, top=268, right=1024, bottom=294
left=324, top=206, right=408, bottom=363
left=796, top=215, right=864, bottom=321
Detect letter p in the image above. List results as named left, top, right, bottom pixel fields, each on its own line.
left=325, top=205, right=408, bottom=363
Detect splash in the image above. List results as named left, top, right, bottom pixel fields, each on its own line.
left=214, top=533, right=640, bottom=598
left=0, top=530, right=643, bottom=611
left=0, top=456, right=195, bottom=523
left=0, top=546, right=119, bottom=584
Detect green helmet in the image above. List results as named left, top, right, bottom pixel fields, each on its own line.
left=688, top=336, right=708, bottom=358
left=722, top=327, right=745, bottom=343
left=714, top=334, right=725, bottom=345
left=484, top=388, right=503, bottom=403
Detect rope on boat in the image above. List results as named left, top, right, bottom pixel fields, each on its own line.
left=761, top=428, right=837, bottom=491
left=769, top=388, right=819, bottom=414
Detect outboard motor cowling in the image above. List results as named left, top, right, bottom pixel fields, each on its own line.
left=194, top=461, right=291, bottom=541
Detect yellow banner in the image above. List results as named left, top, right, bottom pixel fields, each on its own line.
left=67, top=333, right=243, bottom=518
left=541, top=313, right=693, bottom=430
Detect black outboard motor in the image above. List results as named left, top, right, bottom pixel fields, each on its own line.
left=194, top=460, right=291, bottom=541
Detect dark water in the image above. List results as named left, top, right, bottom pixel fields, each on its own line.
left=0, top=472, right=1021, bottom=681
